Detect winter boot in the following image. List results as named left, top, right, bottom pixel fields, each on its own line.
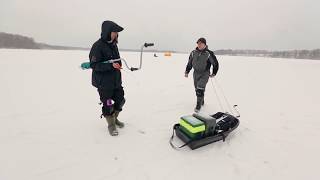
left=105, top=115, right=118, bottom=136
left=114, top=111, right=124, bottom=128
left=194, top=103, right=201, bottom=112
left=195, top=96, right=204, bottom=112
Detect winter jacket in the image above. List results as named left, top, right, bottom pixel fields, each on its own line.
left=185, top=47, right=218, bottom=75
left=89, top=21, right=124, bottom=90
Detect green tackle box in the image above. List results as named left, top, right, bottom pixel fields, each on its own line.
left=179, top=115, right=205, bottom=140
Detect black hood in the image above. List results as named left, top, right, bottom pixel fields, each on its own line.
left=100, top=21, right=124, bottom=42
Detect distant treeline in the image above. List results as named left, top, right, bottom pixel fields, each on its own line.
left=120, top=48, right=179, bottom=53
left=0, top=32, right=88, bottom=50
left=214, top=49, right=320, bottom=60
left=1, top=32, right=319, bottom=60
left=0, top=32, right=40, bottom=49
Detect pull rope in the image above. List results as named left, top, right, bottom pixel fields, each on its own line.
left=210, top=77, right=240, bottom=117
left=210, top=78, right=225, bottom=112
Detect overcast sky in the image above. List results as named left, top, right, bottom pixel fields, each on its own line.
left=1, top=0, right=319, bottom=51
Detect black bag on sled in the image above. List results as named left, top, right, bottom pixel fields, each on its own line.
left=170, top=112, right=240, bottom=150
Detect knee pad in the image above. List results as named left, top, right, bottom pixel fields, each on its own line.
left=102, top=99, right=114, bottom=116
left=196, top=89, right=204, bottom=97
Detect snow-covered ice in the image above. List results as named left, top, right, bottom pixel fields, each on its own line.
left=0, top=49, right=319, bottom=180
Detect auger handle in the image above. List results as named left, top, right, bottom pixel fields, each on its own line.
left=144, top=43, right=154, bottom=47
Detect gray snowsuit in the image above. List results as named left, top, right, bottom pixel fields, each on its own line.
left=185, top=48, right=218, bottom=106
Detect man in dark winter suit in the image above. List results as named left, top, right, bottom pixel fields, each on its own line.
left=185, top=37, right=219, bottom=112
left=89, top=20, right=125, bottom=136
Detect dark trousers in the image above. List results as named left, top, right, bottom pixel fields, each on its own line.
left=98, top=87, right=125, bottom=116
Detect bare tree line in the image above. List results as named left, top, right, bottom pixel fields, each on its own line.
left=215, top=49, right=320, bottom=60
left=0, top=32, right=88, bottom=50
left=1, top=32, right=319, bottom=60
left=0, top=32, right=40, bottom=49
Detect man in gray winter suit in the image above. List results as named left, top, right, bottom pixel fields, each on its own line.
left=185, top=38, right=219, bottom=112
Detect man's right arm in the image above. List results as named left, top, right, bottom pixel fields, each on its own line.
left=185, top=52, right=193, bottom=75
